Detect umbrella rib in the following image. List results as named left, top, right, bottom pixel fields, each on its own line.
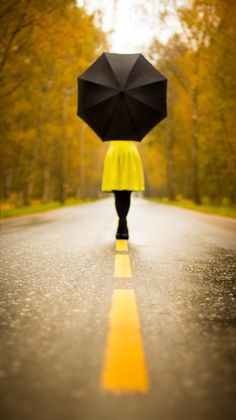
left=126, top=78, right=166, bottom=91
left=126, top=91, right=164, bottom=113
left=102, top=95, right=120, bottom=138
left=84, top=92, right=119, bottom=112
left=124, top=95, right=139, bottom=139
left=123, top=55, right=140, bottom=90
left=121, top=54, right=140, bottom=88
left=104, top=54, right=121, bottom=89
left=79, top=76, right=120, bottom=91
left=79, top=79, right=119, bottom=91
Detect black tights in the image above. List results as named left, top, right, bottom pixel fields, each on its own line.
left=114, top=190, right=131, bottom=221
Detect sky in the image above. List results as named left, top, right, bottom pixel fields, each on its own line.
left=77, top=0, right=186, bottom=54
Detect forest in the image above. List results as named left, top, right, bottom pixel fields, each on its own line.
left=143, top=0, right=236, bottom=206
left=0, top=0, right=235, bottom=211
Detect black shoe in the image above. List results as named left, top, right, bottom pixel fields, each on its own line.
left=116, top=219, right=129, bottom=240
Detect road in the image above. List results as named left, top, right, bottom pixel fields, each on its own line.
left=0, top=197, right=236, bottom=420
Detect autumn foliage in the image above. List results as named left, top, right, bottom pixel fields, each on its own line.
left=143, top=0, right=236, bottom=205
left=0, top=0, right=107, bottom=205
left=0, top=0, right=235, bottom=207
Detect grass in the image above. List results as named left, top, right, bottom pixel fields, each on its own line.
left=148, top=197, right=236, bottom=219
left=0, top=197, right=95, bottom=219
left=2, top=196, right=236, bottom=220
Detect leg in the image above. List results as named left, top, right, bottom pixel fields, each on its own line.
left=114, top=190, right=131, bottom=239
left=114, top=190, right=131, bottom=220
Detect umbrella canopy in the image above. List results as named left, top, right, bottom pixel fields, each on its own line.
left=77, top=52, right=167, bottom=141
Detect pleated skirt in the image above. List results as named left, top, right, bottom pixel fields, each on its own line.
left=101, top=141, right=145, bottom=192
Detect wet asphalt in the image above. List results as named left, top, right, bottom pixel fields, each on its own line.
left=0, top=197, right=236, bottom=420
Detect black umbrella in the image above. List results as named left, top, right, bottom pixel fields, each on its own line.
left=77, top=52, right=167, bottom=141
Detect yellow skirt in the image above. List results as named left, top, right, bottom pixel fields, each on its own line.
left=101, top=141, right=145, bottom=192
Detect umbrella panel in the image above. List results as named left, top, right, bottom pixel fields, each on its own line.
left=78, top=79, right=118, bottom=112
left=105, top=53, right=140, bottom=89
left=125, top=94, right=165, bottom=139
left=81, top=94, right=120, bottom=139
left=80, top=53, right=119, bottom=89
left=126, top=80, right=167, bottom=112
left=104, top=95, right=138, bottom=140
left=124, top=54, right=165, bottom=90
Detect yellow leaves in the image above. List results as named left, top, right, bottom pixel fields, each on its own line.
left=145, top=0, right=236, bottom=204
left=0, top=2, right=108, bottom=203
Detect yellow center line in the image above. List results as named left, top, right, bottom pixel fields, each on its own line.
left=116, top=239, right=128, bottom=252
left=101, top=289, right=149, bottom=393
left=114, top=254, right=132, bottom=278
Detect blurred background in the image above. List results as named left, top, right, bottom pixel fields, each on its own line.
left=0, top=0, right=235, bottom=214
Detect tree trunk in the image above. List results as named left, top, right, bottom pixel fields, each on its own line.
left=42, top=164, right=51, bottom=203
left=27, top=136, right=40, bottom=204
left=2, top=170, right=12, bottom=199
left=78, top=122, right=85, bottom=197
left=27, top=86, right=48, bottom=204
left=58, top=90, right=69, bottom=204
left=191, top=89, right=201, bottom=204
left=165, top=120, right=175, bottom=200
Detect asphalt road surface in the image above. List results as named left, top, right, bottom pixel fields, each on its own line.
left=0, top=197, right=236, bottom=420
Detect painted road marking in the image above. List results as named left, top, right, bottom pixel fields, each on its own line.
left=101, top=289, right=149, bottom=393
left=114, top=254, right=132, bottom=278
left=116, top=239, right=128, bottom=252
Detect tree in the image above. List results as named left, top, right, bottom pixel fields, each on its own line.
left=0, top=1, right=108, bottom=205
left=144, top=0, right=236, bottom=205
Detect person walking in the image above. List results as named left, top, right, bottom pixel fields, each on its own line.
left=101, top=140, right=144, bottom=240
